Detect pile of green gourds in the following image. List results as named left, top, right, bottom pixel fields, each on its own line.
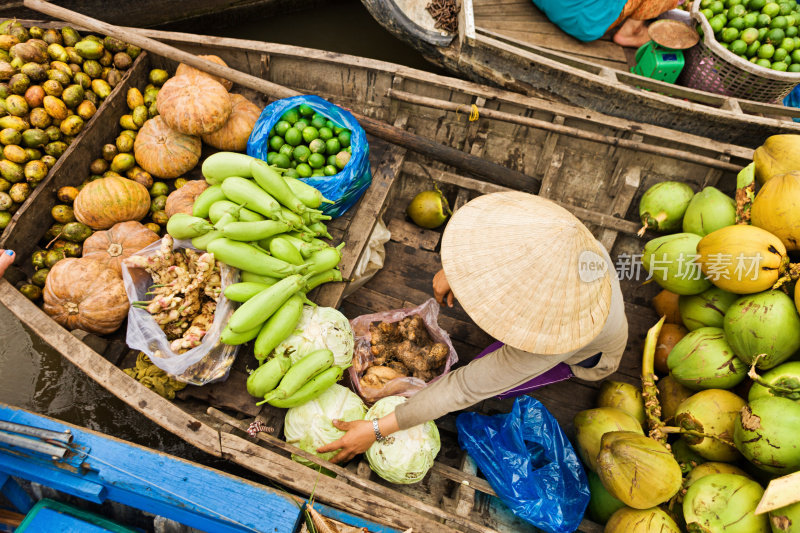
left=165, top=151, right=345, bottom=371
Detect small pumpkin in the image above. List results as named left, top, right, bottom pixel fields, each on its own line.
left=201, top=93, right=260, bottom=151
left=175, top=54, right=233, bottom=91
left=156, top=75, right=231, bottom=136
left=43, top=257, right=129, bottom=335
left=134, top=116, right=201, bottom=179
left=165, top=179, right=208, bottom=218
left=82, top=220, right=159, bottom=273
left=73, top=176, right=151, bottom=230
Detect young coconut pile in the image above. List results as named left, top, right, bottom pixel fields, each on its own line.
left=577, top=134, right=800, bottom=532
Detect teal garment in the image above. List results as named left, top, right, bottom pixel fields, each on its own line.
left=531, top=0, right=628, bottom=41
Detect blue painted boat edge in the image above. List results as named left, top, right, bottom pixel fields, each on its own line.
left=0, top=403, right=301, bottom=533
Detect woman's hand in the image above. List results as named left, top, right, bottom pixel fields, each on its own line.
left=318, top=413, right=400, bottom=464
left=433, top=268, right=454, bottom=307
left=0, top=250, right=14, bottom=278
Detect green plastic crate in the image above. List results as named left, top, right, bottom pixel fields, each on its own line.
left=16, top=499, right=138, bottom=533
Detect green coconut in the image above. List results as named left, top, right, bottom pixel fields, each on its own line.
left=682, top=186, right=736, bottom=237
left=748, top=361, right=800, bottom=403
left=666, top=327, right=747, bottom=390
left=671, top=437, right=706, bottom=475
left=642, top=233, right=712, bottom=296
left=724, top=291, right=800, bottom=370
left=639, top=181, right=695, bottom=234
left=683, top=473, right=770, bottom=533
left=683, top=462, right=750, bottom=490
left=605, top=506, right=682, bottom=533
left=596, top=380, right=645, bottom=426
left=734, top=396, right=800, bottom=475
left=678, top=286, right=739, bottom=331
left=596, top=431, right=683, bottom=509
left=573, top=407, right=643, bottom=472
left=770, top=501, right=800, bottom=533
left=674, top=389, right=745, bottom=462
left=586, top=469, right=625, bottom=524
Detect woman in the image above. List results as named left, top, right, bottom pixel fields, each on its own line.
left=319, top=192, right=628, bottom=463
left=0, top=249, right=14, bottom=278
left=531, top=0, right=680, bottom=47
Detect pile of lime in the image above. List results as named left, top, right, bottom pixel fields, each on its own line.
left=699, top=0, right=800, bottom=71
left=265, top=104, right=353, bottom=179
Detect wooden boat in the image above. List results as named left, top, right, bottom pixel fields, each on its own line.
left=0, top=16, right=754, bottom=533
left=0, top=402, right=394, bottom=532
left=360, top=0, right=800, bottom=148
left=0, top=0, right=329, bottom=31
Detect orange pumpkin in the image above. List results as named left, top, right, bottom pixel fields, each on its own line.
left=82, top=220, right=159, bottom=273
left=156, top=75, right=231, bottom=136
left=201, top=94, right=261, bottom=151
left=43, top=257, right=129, bottom=335
left=165, top=180, right=208, bottom=218
left=175, top=54, right=233, bottom=91
left=73, top=176, right=150, bottom=230
left=134, top=116, right=202, bottom=179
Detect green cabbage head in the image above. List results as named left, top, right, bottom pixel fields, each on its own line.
left=365, top=396, right=441, bottom=484
left=283, top=384, right=366, bottom=466
left=277, top=305, right=354, bottom=367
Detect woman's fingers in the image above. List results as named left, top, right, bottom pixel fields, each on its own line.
left=0, top=249, right=14, bottom=277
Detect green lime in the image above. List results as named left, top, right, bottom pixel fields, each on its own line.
left=722, top=26, right=741, bottom=41
left=781, top=1, right=794, bottom=14
left=728, top=4, right=748, bottom=17
left=266, top=152, right=277, bottom=165
left=727, top=0, right=744, bottom=5
left=789, top=62, right=800, bottom=70
left=785, top=13, right=796, bottom=24
left=793, top=35, right=800, bottom=47
left=781, top=35, right=797, bottom=49
left=743, top=12, right=759, bottom=26
left=311, top=116, right=326, bottom=129
left=268, top=127, right=275, bottom=137
left=747, top=39, right=762, bottom=55
left=721, top=41, right=730, bottom=49
left=311, top=170, right=325, bottom=177
left=702, top=7, right=715, bottom=19
left=757, top=13, right=772, bottom=26
left=327, top=154, right=337, bottom=166
left=291, top=160, right=298, bottom=168
left=702, top=0, right=714, bottom=7
left=759, top=26, right=770, bottom=40
left=759, top=42, right=777, bottom=56
left=294, top=118, right=309, bottom=130
left=293, top=145, right=311, bottom=163
left=770, top=14, right=788, bottom=27
left=269, top=135, right=285, bottom=151
left=728, top=16, right=747, bottom=29
left=750, top=0, right=767, bottom=8
left=751, top=55, right=760, bottom=62
left=272, top=153, right=291, bottom=169
left=786, top=25, right=798, bottom=36
left=308, top=153, right=325, bottom=169
left=284, top=127, right=302, bottom=146
left=338, top=130, right=351, bottom=148
left=792, top=48, right=800, bottom=60
left=323, top=165, right=338, bottom=176
left=298, top=103, right=315, bottom=117
left=281, top=108, right=299, bottom=124
left=333, top=126, right=345, bottom=135
left=309, top=138, right=326, bottom=154
left=325, top=138, right=341, bottom=155
left=296, top=163, right=312, bottom=178
left=764, top=2, right=781, bottom=16
left=741, top=27, right=760, bottom=43
left=772, top=60, right=790, bottom=68
left=767, top=27, right=786, bottom=42
left=318, top=127, right=333, bottom=140
left=279, top=143, right=294, bottom=158
left=324, top=120, right=335, bottom=129
left=710, top=0, right=726, bottom=13
left=312, top=112, right=324, bottom=121
left=302, top=126, right=319, bottom=143
left=710, top=14, right=727, bottom=32
left=335, top=151, right=350, bottom=169
left=274, top=120, right=291, bottom=137
left=756, top=57, right=773, bottom=66
left=284, top=168, right=300, bottom=179
left=774, top=46, right=789, bottom=59
left=731, top=39, right=748, bottom=53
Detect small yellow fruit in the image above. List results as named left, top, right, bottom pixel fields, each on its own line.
left=406, top=189, right=451, bottom=229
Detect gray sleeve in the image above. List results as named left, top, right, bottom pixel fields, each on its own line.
left=393, top=344, right=573, bottom=430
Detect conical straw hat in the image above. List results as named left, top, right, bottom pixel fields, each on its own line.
left=441, top=191, right=612, bottom=354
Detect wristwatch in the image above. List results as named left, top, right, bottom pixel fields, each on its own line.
left=371, top=418, right=386, bottom=442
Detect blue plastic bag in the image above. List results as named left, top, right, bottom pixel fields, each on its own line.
left=783, top=85, right=800, bottom=122
left=456, top=396, right=590, bottom=533
left=247, top=95, right=371, bottom=217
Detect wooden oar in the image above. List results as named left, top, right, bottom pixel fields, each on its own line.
left=24, top=0, right=539, bottom=193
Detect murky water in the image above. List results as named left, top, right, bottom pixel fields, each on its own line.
left=0, top=0, right=434, bottom=458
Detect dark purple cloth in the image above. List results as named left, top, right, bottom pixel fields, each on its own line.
left=474, top=341, right=574, bottom=400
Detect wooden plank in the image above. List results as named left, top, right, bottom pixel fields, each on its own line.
left=386, top=218, right=441, bottom=251
left=598, top=166, right=642, bottom=252
left=462, top=96, right=486, bottom=154
left=534, top=115, right=565, bottom=179
left=478, top=27, right=628, bottom=65
left=702, top=154, right=731, bottom=188
left=316, top=114, right=409, bottom=308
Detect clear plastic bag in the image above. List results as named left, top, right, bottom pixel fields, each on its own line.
left=342, top=218, right=391, bottom=299
left=456, top=396, right=590, bottom=533
left=348, top=298, right=458, bottom=404
left=121, top=238, right=240, bottom=385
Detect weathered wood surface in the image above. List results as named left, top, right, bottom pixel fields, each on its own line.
left=358, top=0, right=800, bottom=147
